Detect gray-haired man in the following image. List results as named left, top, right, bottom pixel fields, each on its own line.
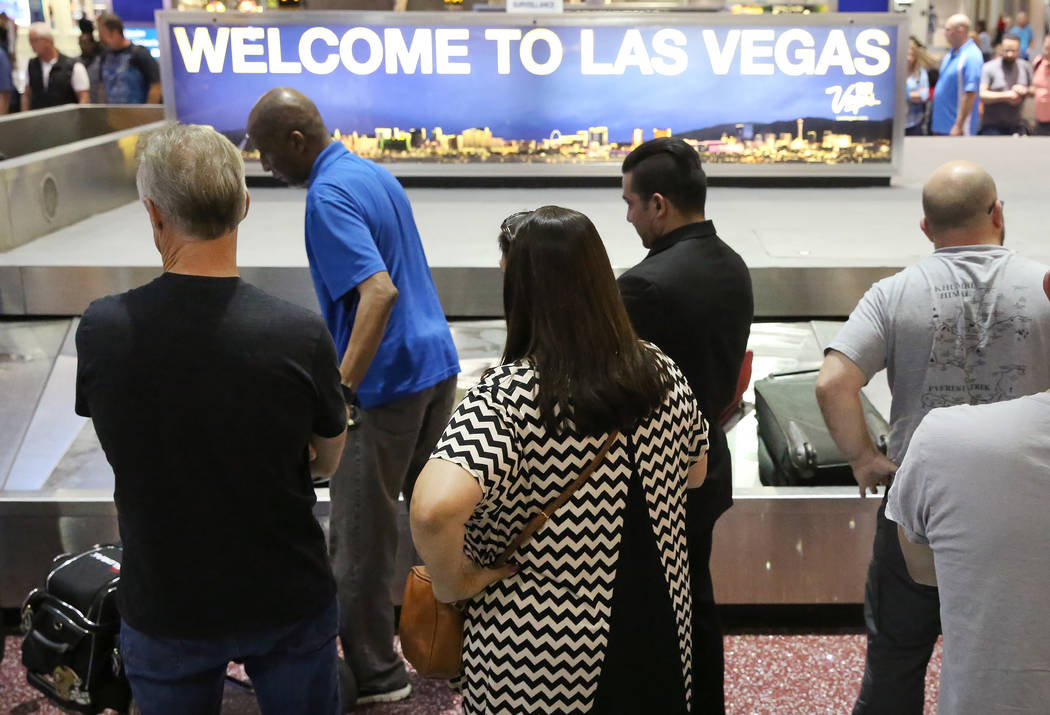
left=75, top=123, right=347, bottom=714
left=23, top=22, right=89, bottom=111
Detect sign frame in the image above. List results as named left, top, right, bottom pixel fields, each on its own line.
left=155, top=10, right=909, bottom=179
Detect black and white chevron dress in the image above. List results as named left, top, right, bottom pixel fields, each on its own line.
left=431, top=348, right=708, bottom=714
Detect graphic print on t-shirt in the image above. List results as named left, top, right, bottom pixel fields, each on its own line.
left=101, top=49, right=147, bottom=103
left=923, top=281, right=1034, bottom=408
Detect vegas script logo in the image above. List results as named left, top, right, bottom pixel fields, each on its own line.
left=825, top=81, right=882, bottom=115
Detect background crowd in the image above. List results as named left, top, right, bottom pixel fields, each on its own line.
left=907, top=12, right=1050, bottom=136
left=0, top=11, right=159, bottom=116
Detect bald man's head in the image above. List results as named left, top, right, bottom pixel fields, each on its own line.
left=921, top=161, right=1001, bottom=243
left=944, top=14, right=972, bottom=48
left=247, top=88, right=331, bottom=186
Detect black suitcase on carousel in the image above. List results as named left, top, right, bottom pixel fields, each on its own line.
left=21, top=544, right=132, bottom=714
left=755, top=368, right=889, bottom=487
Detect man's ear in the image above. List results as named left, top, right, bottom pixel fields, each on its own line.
left=290, top=130, right=306, bottom=153
left=919, top=217, right=933, bottom=244
left=144, top=198, right=163, bottom=231
left=652, top=192, right=667, bottom=216
left=991, top=200, right=1004, bottom=229
left=243, top=189, right=251, bottom=220
left=1043, top=270, right=1050, bottom=304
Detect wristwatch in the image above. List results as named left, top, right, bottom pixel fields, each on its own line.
left=341, top=384, right=361, bottom=432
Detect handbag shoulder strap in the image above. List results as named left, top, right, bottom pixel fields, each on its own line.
left=493, top=430, right=619, bottom=568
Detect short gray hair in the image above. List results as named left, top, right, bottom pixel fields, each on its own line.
left=136, top=123, right=246, bottom=241
left=29, top=22, right=53, bottom=40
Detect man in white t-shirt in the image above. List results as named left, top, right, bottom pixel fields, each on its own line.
left=887, top=269, right=1050, bottom=713
left=22, top=22, right=89, bottom=111
left=816, top=160, right=1050, bottom=714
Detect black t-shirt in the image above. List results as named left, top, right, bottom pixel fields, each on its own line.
left=75, top=273, right=345, bottom=638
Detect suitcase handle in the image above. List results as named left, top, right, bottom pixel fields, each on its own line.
left=786, top=421, right=817, bottom=470
left=29, top=628, right=72, bottom=654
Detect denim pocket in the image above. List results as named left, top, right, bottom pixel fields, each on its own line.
left=119, top=621, right=185, bottom=677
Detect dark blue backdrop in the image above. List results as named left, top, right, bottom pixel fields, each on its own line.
left=167, top=20, right=899, bottom=146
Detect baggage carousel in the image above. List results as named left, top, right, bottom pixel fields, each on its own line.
left=2, top=124, right=1049, bottom=609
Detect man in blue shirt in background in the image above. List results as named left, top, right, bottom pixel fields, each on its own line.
left=932, top=14, right=984, bottom=135
left=248, top=88, right=460, bottom=709
left=1008, top=11, right=1035, bottom=60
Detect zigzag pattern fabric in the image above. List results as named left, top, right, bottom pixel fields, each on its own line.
left=432, top=346, right=708, bottom=713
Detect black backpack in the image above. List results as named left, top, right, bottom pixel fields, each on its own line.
left=21, top=545, right=132, bottom=714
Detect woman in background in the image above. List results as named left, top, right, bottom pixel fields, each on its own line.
left=906, top=40, right=931, bottom=135
left=411, top=206, right=708, bottom=714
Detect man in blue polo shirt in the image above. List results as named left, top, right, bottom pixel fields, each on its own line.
left=1008, top=11, right=1035, bottom=60
left=932, top=14, right=984, bottom=135
left=248, top=89, right=460, bottom=709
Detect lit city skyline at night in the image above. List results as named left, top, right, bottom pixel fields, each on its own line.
left=243, top=117, right=891, bottom=165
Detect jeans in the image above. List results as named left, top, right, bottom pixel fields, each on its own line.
left=852, top=499, right=941, bottom=715
left=904, top=124, right=925, bottom=136
left=329, top=376, right=457, bottom=699
left=1035, top=121, right=1050, bottom=136
left=979, top=124, right=1024, bottom=135
left=120, top=597, right=340, bottom=715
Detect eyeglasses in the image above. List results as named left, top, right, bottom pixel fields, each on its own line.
left=500, top=210, right=533, bottom=234
left=499, top=210, right=534, bottom=247
left=988, top=199, right=1004, bottom=214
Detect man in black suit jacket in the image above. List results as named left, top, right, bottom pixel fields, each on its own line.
left=618, top=138, right=753, bottom=713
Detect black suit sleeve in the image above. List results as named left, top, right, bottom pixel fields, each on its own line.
left=618, top=272, right=671, bottom=348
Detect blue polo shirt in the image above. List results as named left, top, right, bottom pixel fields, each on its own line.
left=932, top=40, right=983, bottom=135
left=305, top=142, right=459, bottom=408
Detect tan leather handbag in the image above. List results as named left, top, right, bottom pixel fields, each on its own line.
left=401, top=431, right=619, bottom=679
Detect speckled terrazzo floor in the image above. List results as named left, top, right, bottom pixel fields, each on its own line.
left=1, top=633, right=942, bottom=714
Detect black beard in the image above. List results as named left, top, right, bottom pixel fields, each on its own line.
left=1003, top=57, right=1016, bottom=68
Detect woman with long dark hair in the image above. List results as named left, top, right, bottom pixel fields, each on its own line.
left=411, top=206, right=709, bottom=713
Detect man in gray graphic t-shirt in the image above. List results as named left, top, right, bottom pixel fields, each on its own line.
left=815, top=160, right=1050, bottom=714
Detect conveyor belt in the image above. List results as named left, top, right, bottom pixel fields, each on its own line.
left=2, top=137, right=1049, bottom=317
left=0, top=318, right=888, bottom=608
